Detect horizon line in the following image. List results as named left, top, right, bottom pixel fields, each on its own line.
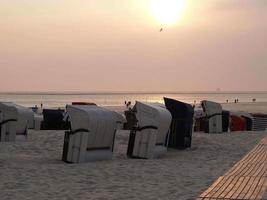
left=1, top=90, right=267, bottom=95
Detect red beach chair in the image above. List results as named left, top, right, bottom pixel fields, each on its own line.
left=71, top=102, right=97, bottom=106
left=230, top=116, right=246, bottom=132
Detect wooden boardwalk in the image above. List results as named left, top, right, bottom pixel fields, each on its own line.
left=197, top=137, right=267, bottom=200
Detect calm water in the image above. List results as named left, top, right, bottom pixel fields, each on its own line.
left=0, top=92, right=266, bottom=108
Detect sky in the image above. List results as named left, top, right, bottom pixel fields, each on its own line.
left=0, top=0, right=266, bottom=92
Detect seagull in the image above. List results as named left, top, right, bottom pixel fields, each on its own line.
left=159, top=28, right=163, bottom=32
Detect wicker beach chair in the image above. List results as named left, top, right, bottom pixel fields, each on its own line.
left=62, top=105, right=121, bottom=163
left=164, top=97, right=194, bottom=149
left=0, top=102, right=33, bottom=142
left=201, top=100, right=223, bottom=133
left=127, top=101, right=172, bottom=159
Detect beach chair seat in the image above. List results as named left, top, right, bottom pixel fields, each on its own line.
left=164, top=97, right=194, bottom=149
left=201, top=100, right=223, bottom=133
left=62, top=105, right=119, bottom=163
left=0, top=102, right=34, bottom=142
left=127, top=101, right=172, bottom=159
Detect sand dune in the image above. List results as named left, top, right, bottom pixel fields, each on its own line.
left=0, top=130, right=266, bottom=200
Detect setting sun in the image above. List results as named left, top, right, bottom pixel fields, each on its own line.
left=150, top=0, right=186, bottom=26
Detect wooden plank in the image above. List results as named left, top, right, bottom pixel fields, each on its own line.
left=237, top=176, right=256, bottom=199
left=205, top=176, right=236, bottom=198
left=244, top=144, right=265, bottom=161
left=238, top=144, right=263, bottom=162
left=244, top=163, right=266, bottom=177
left=241, top=177, right=262, bottom=199
left=255, top=177, right=267, bottom=200
left=218, top=176, right=244, bottom=199
left=226, top=177, right=250, bottom=199
left=249, top=177, right=266, bottom=199
left=199, top=176, right=224, bottom=198
left=257, top=182, right=267, bottom=200
left=241, top=145, right=264, bottom=164
left=248, top=146, right=267, bottom=164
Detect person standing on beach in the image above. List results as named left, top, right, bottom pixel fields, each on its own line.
left=39, top=103, right=43, bottom=114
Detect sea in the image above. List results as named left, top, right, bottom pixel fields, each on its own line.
left=0, top=92, right=267, bottom=108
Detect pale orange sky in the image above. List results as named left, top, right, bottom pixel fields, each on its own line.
left=0, top=0, right=266, bottom=92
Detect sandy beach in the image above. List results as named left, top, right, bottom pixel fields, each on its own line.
left=0, top=128, right=266, bottom=200
left=1, top=0, right=267, bottom=198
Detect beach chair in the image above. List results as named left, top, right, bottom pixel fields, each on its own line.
left=164, top=97, right=194, bottom=149
left=230, top=112, right=256, bottom=131
left=0, top=102, right=34, bottom=142
left=230, top=115, right=247, bottom=132
left=62, top=105, right=120, bottom=163
left=127, top=101, right=172, bottom=159
left=72, top=102, right=97, bottom=106
left=251, top=113, right=267, bottom=131
left=41, top=109, right=70, bottom=130
left=201, top=100, right=222, bottom=133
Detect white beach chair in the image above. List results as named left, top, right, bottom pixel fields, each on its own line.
left=0, top=102, right=34, bottom=142
left=127, top=101, right=172, bottom=159
left=62, top=105, right=121, bottom=163
left=201, top=100, right=222, bottom=133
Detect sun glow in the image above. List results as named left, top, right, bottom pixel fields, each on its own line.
left=150, top=0, right=186, bottom=26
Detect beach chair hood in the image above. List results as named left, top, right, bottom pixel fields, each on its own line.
left=0, top=102, right=18, bottom=123
left=201, top=100, right=222, bottom=116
